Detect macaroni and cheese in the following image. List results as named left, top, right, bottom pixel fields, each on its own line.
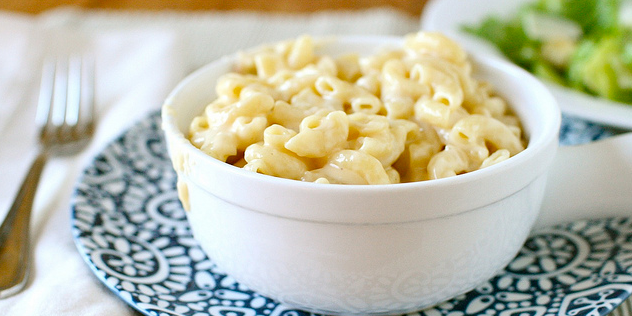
left=188, top=32, right=526, bottom=184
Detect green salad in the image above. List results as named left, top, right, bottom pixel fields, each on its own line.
left=464, top=0, right=632, bottom=104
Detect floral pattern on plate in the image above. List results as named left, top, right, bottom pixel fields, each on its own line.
left=71, top=111, right=631, bottom=316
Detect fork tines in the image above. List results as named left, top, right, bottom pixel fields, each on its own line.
left=36, top=56, right=94, bottom=144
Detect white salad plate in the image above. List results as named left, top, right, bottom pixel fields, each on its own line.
left=70, top=111, right=632, bottom=316
left=421, top=0, right=632, bottom=130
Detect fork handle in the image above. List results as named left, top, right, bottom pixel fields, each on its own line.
left=0, top=152, right=48, bottom=298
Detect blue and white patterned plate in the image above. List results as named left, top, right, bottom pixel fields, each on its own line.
left=71, top=111, right=630, bottom=316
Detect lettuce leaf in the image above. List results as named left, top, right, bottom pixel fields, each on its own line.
left=462, top=15, right=539, bottom=69
left=535, top=0, right=620, bottom=35
left=568, top=32, right=632, bottom=102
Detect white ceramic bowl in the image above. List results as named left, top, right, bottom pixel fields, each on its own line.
left=161, top=35, right=560, bottom=315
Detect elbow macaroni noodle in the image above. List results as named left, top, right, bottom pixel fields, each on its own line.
left=188, top=32, right=526, bottom=184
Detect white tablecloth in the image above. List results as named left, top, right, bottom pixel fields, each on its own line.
left=0, top=7, right=419, bottom=315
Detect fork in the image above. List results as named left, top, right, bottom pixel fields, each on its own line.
left=0, top=56, right=94, bottom=298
